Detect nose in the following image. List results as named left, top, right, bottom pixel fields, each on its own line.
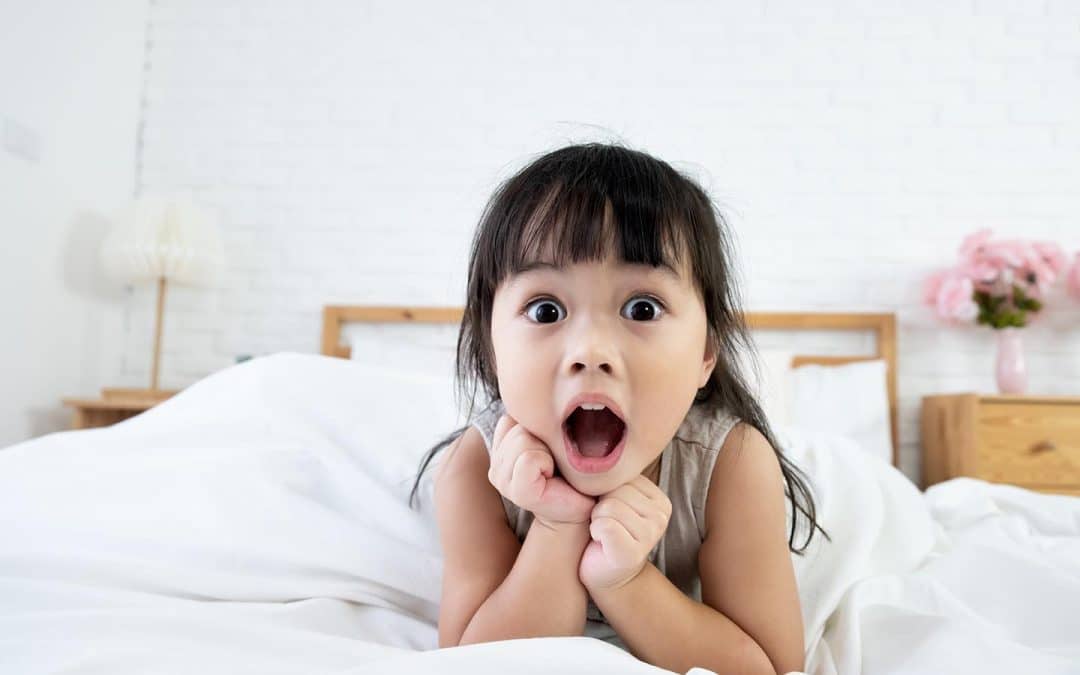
left=565, top=318, right=617, bottom=376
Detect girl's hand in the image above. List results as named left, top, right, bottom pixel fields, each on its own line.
left=487, top=414, right=596, bottom=528
left=579, top=475, right=672, bottom=591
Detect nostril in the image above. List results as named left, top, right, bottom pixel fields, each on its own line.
left=571, top=362, right=611, bottom=374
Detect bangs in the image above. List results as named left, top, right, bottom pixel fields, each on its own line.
left=488, top=147, right=695, bottom=284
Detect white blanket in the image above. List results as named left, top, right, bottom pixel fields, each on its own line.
left=779, top=430, right=1080, bottom=674
left=1, top=354, right=1077, bottom=674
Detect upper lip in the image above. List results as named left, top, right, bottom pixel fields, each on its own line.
left=562, top=393, right=627, bottom=426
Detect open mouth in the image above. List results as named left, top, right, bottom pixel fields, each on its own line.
left=563, top=405, right=627, bottom=473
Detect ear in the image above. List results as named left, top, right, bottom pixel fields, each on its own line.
left=699, top=333, right=718, bottom=389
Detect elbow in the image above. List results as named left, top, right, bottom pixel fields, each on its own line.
left=735, top=635, right=782, bottom=675
left=437, top=628, right=462, bottom=649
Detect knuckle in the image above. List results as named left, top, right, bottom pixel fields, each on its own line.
left=589, top=518, right=605, bottom=537
left=659, top=494, right=672, bottom=514
left=592, top=516, right=613, bottom=532
left=656, top=503, right=670, bottom=522
left=518, top=449, right=543, bottom=470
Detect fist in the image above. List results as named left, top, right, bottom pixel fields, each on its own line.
left=579, top=475, right=672, bottom=591
left=487, top=414, right=596, bottom=527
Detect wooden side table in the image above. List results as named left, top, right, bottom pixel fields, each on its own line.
left=920, top=393, right=1080, bottom=496
left=62, top=388, right=179, bottom=430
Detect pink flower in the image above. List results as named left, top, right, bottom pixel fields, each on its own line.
left=959, top=258, right=1006, bottom=289
left=1010, top=240, right=1065, bottom=296
left=1033, top=241, right=1068, bottom=276
left=957, top=229, right=1010, bottom=285
left=981, top=239, right=1028, bottom=269
left=924, top=267, right=978, bottom=323
left=1067, top=252, right=1080, bottom=301
left=958, top=228, right=993, bottom=266
left=923, top=268, right=950, bottom=305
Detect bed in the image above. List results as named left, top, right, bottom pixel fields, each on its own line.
left=1, top=306, right=1077, bottom=675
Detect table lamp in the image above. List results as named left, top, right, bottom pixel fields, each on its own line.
left=100, top=193, right=224, bottom=394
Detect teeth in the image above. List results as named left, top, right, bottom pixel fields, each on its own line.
left=579, top=403, right=606, bottom=411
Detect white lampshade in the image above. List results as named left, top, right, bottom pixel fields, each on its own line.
left=101, top=193, right=225, bottom=285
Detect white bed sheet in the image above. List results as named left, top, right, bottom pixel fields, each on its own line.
left=0, top=353, right=1077, bottom=674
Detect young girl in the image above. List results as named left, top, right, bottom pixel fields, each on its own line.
left=411, top=142, right=826, bottom=675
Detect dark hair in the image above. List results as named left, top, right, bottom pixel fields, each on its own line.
left=409, top=142, right=828, bottom=554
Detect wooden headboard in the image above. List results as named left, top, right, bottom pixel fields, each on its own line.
left=321, top=305, right=899, bottom=467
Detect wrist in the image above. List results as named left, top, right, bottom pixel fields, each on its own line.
left=526, top=518, right=591, bottom=579
left=533, top=514, right=591, bottom=533
left=532, top=516, right=591, bottom=538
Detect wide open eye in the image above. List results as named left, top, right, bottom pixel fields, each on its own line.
left=523, top=298, right=566, bottom=324
left=620, top=296, right=665, bottom=322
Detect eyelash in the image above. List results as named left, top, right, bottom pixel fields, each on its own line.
left=521, top=294, right=667, bottom=323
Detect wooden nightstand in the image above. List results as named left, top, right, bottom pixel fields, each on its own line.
left=62, top=388, right=178, bottom=430
left=921, top=393, right=1080, bottom=496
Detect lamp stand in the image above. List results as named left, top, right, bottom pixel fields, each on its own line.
left=151, top=276, right=167, bottom=391
left=97, top=277, right=177, bottom=404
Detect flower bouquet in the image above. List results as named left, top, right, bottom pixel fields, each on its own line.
left=923, top=229, right=1080, bottom=393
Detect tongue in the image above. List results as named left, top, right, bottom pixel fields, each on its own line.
left=569, top=409, right=625, bottom=458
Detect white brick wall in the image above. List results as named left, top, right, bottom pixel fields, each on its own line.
left=0, top=0, right=146, bottom=447
left=118, top=1, right=1080, bottom=483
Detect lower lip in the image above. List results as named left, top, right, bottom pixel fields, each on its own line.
left=563, top=424, right=626, bottom=474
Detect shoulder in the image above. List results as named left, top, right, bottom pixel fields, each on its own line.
left=433, top=425, right=490, bottom=503
left=704, top=422, right=786, bottom=537
left=431, top=423, right=518, bottom=551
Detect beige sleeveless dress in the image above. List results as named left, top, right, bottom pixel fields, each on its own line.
left=468, top=397, right=742, bottom=650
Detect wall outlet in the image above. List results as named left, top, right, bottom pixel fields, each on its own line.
left=3, top=116, right=41, bottom=163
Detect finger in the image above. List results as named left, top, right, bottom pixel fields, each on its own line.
left=493, top=426, right=526, bottom=488
left=492, top=414, right=516, bottom=454
left=510, top=449, right=554, bottom=500
left=487, top=416, right=512, bottom=482
left=605, top=482, right=658, bottom=520
left=625, top=476, right=673, bottom=516
left=525, top=448, right=555, bottom=479
left=592, top=498, right=646, bottom=543
left=589, top=516, right=637, bottom=559
left=625, top=474, right=666, bottom=502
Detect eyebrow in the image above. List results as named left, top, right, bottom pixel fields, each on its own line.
left=515, top=260, right=683, bottom=282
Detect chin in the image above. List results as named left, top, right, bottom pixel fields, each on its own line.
left=561, top=472, right=619, bottom=497
left=557, top=456, right=639, bottom=496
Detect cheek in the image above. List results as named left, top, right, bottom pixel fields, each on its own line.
left=631, top=333, right=705, bottom=436
left=492, top=330, right=556, bottom=432
left=637, top=331, right=704, bottom=391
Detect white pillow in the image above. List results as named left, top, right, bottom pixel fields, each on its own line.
left=347, top=326, right=459, bottom=384
left=787, top=359, right=893, bottom=466
left=737, top=348, right=793, bottom=429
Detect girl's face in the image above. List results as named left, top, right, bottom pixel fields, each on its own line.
left=490, top=252, right=716, bottom=496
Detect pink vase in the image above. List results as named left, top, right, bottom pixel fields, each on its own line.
left=995, top=327, right=1027, bottom=394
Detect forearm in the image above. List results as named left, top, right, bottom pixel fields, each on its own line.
left=459, top=520, right=590, bottom=645
left=589, top=563, right=779, bottom=675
